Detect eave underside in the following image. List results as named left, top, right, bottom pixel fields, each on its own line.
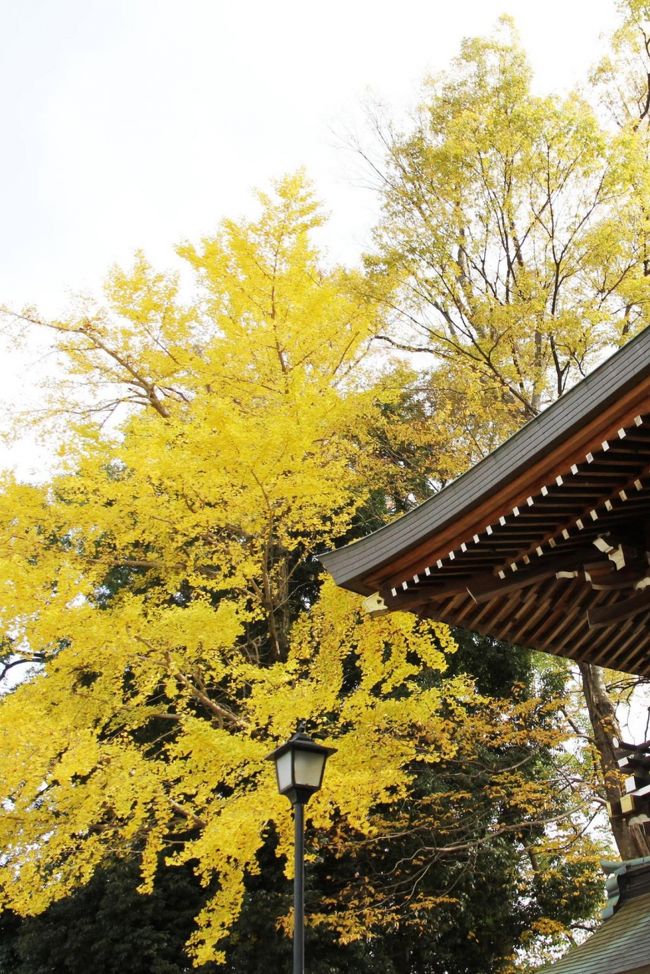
left=379, top=412, right=650, bottom=675
left=322, top=329, right=650, bottom=675
left=323, top=328, right=650, bottom=597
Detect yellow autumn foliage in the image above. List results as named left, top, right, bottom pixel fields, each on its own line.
left=0, top=174, right=478, bottom=964
left=0, top=173, right=603, bottom=967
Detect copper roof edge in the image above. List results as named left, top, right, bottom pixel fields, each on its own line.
left=320, top=327, right=650, bottom=593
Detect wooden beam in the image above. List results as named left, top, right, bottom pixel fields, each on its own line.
left=620, top=793, right=641, bottom=814
left=466, top=549, right=602, bottom=603
left=383, top=548, right=604, bottom=612
left=588, top=589, right=650, bottom=629
left=382, top=588, right=435, bottom=612
left=586, top=567, right=648, bottom=591
left=371, top=389, right=650, bottom=592
left=606, top=798, right=622, bottom=818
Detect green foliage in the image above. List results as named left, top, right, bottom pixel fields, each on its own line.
left=0, top=859, right=219, bottom=974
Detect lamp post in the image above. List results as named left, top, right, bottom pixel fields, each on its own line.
left=267, top=725, right=336, bottom=974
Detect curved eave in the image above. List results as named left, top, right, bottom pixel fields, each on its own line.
left=321, top=327, right=650, bottom=596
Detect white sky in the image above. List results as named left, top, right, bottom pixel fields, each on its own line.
left=0, top=0, right=619, bottom=476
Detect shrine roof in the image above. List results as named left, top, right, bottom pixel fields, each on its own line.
left=321, top=328, right=650, bottom=674
left=538, top=891, right=650, bottom=974
left=538, top=859, right=650, bottom=974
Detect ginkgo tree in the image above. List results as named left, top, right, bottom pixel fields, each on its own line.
left=0, top=174, right=603, bottom=968
left=363, top=16, right=650, bottom=414
left=360, top=13, right=650, bottom=863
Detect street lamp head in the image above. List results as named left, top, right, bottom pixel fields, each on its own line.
left=267, top=724, right=337, bottom=806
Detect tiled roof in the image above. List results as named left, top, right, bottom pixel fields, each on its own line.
left=538, top=891, right=650, bottom=973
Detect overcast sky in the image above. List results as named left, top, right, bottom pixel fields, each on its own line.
left=0, top=0, right=619, bottom=474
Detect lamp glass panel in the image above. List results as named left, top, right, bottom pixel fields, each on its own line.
left=294, top=749, right=326, bottom=789
left=276, top=751, right=293, bottom=793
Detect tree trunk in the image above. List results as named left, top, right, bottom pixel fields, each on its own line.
left=579, top=661, right=650, bottom=859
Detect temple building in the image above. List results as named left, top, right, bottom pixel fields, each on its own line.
left=321, top=326, right=650, bottom=971
left=322, top=326, right=650, bottom=676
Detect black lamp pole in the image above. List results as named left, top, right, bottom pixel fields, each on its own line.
left=293, top=799, right=305, bottom=974
left=267, top=725, right=336, bottom=974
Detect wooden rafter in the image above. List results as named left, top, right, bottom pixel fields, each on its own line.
left=321, top=328, right=650, bottom=674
